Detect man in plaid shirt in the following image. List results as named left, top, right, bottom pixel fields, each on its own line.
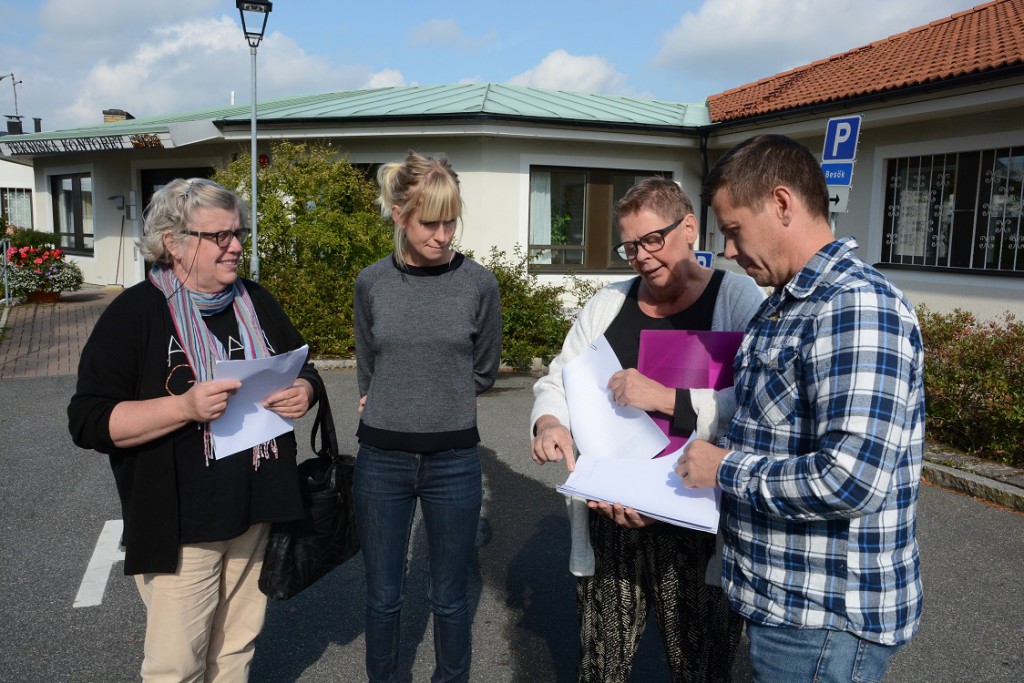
left=677, top=134, right=924, bottom=682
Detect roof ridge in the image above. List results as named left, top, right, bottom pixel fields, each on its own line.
left=709, top=0, right=1024, bottom=122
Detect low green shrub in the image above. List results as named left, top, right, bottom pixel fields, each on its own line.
left=918, top=306, right=1024, bottom=467
left=479, top=246, right=574, bottom=371
left=7, top=228, right=60, bottom=249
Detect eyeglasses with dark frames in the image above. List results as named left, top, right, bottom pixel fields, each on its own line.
left=186, top=228, right=251, bottom=248
left=612, top=217, right=683, bottom=261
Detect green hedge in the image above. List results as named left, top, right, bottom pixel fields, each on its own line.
left=477, top=246, right=598, bottom=371
left=918, top=306, right=1024, bottom=467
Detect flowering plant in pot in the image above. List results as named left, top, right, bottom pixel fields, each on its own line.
left=4, top=244, right=85, bottom=302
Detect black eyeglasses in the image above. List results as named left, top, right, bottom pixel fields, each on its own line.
left=613, top=218, right=683, bottom=261
left=186, top=228, right=250, bottom=248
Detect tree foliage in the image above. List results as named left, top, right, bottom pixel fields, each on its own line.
left=212, top=141, right=393, bottom=358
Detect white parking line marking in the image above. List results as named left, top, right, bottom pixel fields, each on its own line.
left=74, top=519, right=125, bottom=608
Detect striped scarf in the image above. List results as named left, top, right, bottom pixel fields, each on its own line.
left=149, top=264, right=279, bottom=468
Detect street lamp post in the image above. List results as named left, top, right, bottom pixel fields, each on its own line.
left=236, top=1, right=272, bottom=282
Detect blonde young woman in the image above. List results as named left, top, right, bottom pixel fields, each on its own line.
left=353, top=151, right=502, bottom=683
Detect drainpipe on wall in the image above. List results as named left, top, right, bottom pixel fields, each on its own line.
left=698, top=129, right=712, bottom=254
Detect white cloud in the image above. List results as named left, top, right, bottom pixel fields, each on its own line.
left=37, top=15, right=405, bottom=130
left=508, top=49, right=627, bottom=94
left=409, top=19, right=496, bottom=51
left=653, top=0, right=981, bottom=94
left=366, top=69, right=407, bottom=89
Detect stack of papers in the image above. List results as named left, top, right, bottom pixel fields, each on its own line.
left=557, top=445, right=721, bottom=533
left=556, top=331, right=745, bottom=533
left=561, top=336, right=668, bottom=460
left=211, top=344, right=309, bottom=458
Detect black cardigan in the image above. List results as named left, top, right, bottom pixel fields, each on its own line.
left=67, top=279, right=320, bottom=574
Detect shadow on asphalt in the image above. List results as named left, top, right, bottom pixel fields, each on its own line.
left=250, top=446, right=689, bottom=682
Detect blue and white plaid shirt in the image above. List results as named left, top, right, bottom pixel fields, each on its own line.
left=719, top=237, right=925, bottom=646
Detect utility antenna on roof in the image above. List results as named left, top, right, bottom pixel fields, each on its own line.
left=0, top=73, right=22, bottom=118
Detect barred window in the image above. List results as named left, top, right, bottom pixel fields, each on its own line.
left=882, top=148, right=1023, bottom=273
left=1, top=187, right=32, bottom=230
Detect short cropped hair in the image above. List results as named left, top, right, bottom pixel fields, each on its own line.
left=614, top=177, right=694, bottom=222
left=137, top=178, right=247, bottom=265
left=376, top=151, right=463, bottom=268
left=701, top=134, right=830, bottom=221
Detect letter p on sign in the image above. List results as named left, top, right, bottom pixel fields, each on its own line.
left=822, top=115, right=862, bottom=162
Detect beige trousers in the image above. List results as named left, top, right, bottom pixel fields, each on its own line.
left=134, top=523, right=270, bottom=683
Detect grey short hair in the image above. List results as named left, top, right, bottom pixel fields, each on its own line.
left=136, top=178, right=248, bottom=265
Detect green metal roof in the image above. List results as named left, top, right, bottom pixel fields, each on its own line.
left=0, top=83, right=708, bottom=147
left=215, top=83, right=709, bottom=127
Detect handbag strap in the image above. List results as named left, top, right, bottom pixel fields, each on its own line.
left=309, top=375, right=340, bottom=461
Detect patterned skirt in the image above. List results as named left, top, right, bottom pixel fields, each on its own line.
left=575, top=512, right=743, bottom=683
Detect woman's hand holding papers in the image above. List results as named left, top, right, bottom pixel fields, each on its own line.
left=607, top=369, right=674, bottom=414
left=531, top=415, right=577, bottom=471
left=588, top=500, right=657, bottom=528
left=675, top=439, right=728, bottom=488
left=262, top=378, right=315, bottom=420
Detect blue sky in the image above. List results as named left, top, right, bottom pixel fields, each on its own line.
left=0, top=0, right=984, bottom=132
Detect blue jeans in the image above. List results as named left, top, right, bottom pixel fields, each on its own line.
left=353, top=443, right=482, bottom=683
left=746, top=621, right=904, bottom=683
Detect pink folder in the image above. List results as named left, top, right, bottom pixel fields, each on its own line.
left=637, top=330, right=744, bottom=457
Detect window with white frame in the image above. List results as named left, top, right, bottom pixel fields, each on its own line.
left=1, top=187, right=32, bottom=230
left=882, top=147, right=1023, bottom=274
left=528, top=166, right=669, bottom=271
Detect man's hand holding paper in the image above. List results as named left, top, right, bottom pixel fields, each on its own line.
left=675, top=438, right=729, bottom=489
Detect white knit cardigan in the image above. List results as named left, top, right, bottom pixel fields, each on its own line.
left=530, top=272, right=765, bottom=577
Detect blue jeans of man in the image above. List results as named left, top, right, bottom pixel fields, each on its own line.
left=354, top=443, right=482, bottom=683
left=745, top=621, right=904, bottom=683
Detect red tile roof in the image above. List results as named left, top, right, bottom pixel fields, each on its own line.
left=708, top=0, right=1024, bottom=122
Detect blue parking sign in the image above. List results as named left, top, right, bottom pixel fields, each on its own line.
left=823, top=115, right=862, bottom=161
left=695, top=251, right=713, bottom=268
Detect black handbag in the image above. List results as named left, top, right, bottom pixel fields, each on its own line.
left=259, top=379, right=360, bottom=600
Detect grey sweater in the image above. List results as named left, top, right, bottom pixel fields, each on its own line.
left=354, top=253, right=502, bottom=451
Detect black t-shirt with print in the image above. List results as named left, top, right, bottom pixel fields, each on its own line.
left=168, top=305, right=303, bottom=543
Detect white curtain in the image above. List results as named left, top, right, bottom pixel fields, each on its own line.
left=530, top=172, right=552, bottom=264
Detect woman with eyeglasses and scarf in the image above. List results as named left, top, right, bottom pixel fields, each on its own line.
left=530, top=177, right=763, bottom=683
left=68, top=177, right=321, bottom=682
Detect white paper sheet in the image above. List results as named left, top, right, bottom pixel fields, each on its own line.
left=556, top=434, right=721, bottom=533
left=561, top=336, right=669, bottom=460
left=210, top=344, right=309, bottom=458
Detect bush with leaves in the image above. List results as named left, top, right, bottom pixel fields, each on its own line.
left=8, top=227, right=61, bottom=250
left=212, top=141, right=393, bottom=358
left=478, top=245, right=600, bottom=371
left=917, top=306, right=1024, bottom=467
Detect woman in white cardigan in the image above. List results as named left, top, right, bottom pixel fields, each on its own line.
left=530, top=178, right=763, bottom=683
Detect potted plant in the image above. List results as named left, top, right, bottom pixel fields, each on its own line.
left=4, top=242, right=84, bottom=303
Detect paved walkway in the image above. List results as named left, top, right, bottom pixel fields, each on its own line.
left=0, top=285, right=119, bottom=379
left=1, top=284, right=1022, bottom=512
